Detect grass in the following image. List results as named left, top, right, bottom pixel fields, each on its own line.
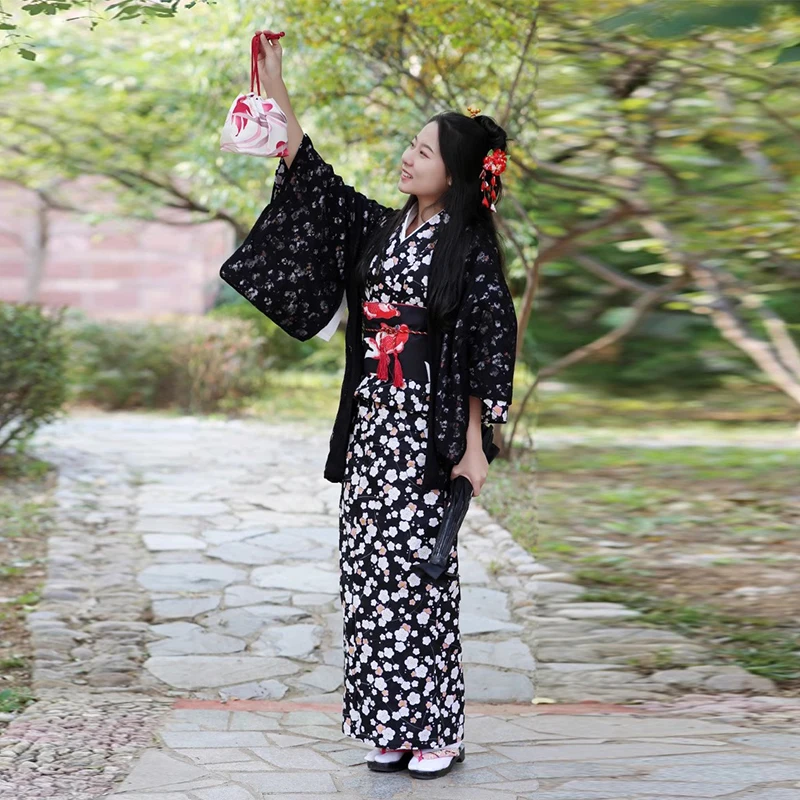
left=535, top=383, right=798, bottom=426
left=0, top=687, right=35, bottom=715
left=33, top=377, right=800, bottom=695
left=245, top=370, right=344, bottom=430
left=480, top=436, right=800, bottom=690
left=577, top=587, right=800, bottom=682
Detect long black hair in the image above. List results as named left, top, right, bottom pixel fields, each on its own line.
left=351, top=110, right=510, bottom=332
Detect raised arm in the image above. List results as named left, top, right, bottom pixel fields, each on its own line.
left=255, top=32, right=304, bottom=168
left=254, top=31, right=398, bottom=268
left=220, top=93, right=400, bottom=340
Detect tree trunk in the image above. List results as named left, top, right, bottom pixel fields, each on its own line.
left=24, top=192, right=48, bottom=303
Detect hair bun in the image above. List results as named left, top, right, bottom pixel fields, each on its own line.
left=474, top=114, right=508, bottom=152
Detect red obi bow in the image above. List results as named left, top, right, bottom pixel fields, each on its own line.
left=363, top=302, right=408, bottom=388
left=368, top=323, right=410, bottom=388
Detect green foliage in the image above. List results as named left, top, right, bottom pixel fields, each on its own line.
left=600, top=1, right=785, bottom=35
left=65, top=312, right=173, bottom=409
left=19, top=2, right=75, bottom=17
left=775, top=42, right=800, bottom=62
left=530, top=296, right=753, bottom=391
left=2, top=1, right=218, bottom=61
left=0, top=302, right=69, bottom=455
left=0, top=452, right=52, bottom=481
left=65, top=311, right=268, bottom=413
left=597, top=0, right=800, bottom=65
left=0, top=3, right=271, bottom=234
left=102, top=1, right=216, bottom=22
left=0, top=498, right=51, bottom=538
left=536, top=2, right=800, bottom=403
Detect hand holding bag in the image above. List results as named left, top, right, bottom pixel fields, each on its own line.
left=220, top=31, right=290, bottom=158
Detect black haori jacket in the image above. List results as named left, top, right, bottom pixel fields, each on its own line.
left=219, top=132, right=517, bottom=491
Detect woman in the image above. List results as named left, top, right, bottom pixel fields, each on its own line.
left=219, top=32, right=518, bottom=780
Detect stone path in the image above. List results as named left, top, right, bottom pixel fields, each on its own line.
left=0, top=410, right=797, bottom=799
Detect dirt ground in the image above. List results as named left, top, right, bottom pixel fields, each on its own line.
left=0, top=458, right=56, bottom=721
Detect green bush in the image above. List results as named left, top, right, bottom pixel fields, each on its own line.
left=0, top=302, right=69, bottom=455
left=66, top=311, right=268, bottom=413
left=65, top=311, right=175, bottom=409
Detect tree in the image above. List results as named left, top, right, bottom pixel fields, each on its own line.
left=597, top=1, right=800, bottom=64
left=1, top=0, right=217, bottom=61
left=526, top=0, right=800, bottom=427
left=7, top=0, right=800, bottom=452
left=0, top=3, right=271, bottom=237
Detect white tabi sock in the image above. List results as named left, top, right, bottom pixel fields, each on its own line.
left=364, top=746, right=411, bottom=764
left=409, top=741, right=462, bottom=772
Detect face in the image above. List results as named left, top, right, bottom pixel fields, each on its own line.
left=398, top=121, right=450, bottom=202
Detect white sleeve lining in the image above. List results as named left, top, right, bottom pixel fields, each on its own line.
left=313, top=289, right=347, bottom=341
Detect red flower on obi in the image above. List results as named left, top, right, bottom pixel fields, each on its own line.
left=365, top=322, right=410, bottom=388
left=363, top=301, right=399, bottom=320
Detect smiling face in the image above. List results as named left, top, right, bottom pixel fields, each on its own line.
left=398, top=121, right=450, bottom=205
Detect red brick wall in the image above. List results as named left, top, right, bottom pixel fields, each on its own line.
left=0, top=179, right=236, bottom=319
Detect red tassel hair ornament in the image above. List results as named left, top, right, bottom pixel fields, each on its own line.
left=467, top=105, right=507, bottom=212
left=480, top=148, right=507, bottom=213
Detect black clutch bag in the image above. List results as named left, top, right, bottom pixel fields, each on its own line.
left=415, top=424, right=500, bottom=581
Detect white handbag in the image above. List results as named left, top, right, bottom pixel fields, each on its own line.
left=220, top=31, right=290, bottom=158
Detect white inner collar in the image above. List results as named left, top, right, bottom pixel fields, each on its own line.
left=401, top=203, right=441, bottom=242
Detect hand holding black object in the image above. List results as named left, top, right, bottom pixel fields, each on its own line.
left=416, top=425, right=499, bottom=581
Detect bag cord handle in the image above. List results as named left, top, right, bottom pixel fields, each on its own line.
left=250, top=32, right=262, bottom=96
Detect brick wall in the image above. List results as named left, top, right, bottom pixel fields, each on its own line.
left=0, top=179, right=237, bottom=319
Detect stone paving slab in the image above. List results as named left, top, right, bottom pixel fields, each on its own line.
left=97, top=698, right=800, bottom=799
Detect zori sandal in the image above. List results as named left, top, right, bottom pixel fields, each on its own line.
left=364, top=746, right=414, bottom=772
left=408, top=741, right=466, bottom=779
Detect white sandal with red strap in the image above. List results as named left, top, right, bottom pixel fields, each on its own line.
left=408, top=741, right=465, bottom=779
left=364, top=745, right=414, bottom=772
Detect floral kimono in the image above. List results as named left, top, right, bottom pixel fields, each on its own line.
left=219, top=132, right=517, bottom=751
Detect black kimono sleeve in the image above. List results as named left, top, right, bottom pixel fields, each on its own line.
left=465, top=232, right=518, bottom=425
left=219, top=131, right=398, bottom=341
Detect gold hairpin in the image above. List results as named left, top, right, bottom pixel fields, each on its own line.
left=467, top=105, right=481, bottom=118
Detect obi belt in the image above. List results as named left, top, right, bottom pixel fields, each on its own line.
left=361, top=301, right=429, bottom=391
